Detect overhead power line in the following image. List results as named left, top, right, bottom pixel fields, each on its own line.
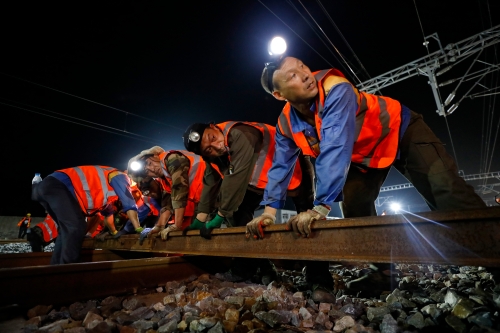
left=0, top=72, right=184, bottom=132
left=0, top=99, right=164, bottom=145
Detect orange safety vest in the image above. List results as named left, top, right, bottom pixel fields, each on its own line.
left=17, top=217, right=31, bottom=228
left=158, top=150, right=206, bottom=216
left=143, top=196, right=160, bottom=216
left=216, top=121, right=302, bottom=190
left=278, top=69, right=402, bottom=169
left=38, top=214, right=58, bottom=243
left=57, top=166, right=121, bottom=215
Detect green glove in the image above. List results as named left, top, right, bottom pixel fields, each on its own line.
left=206, top=214, right=224, bottom=229
left=183, top=218, right=206, bottom=235
left=135, top=227, right=144, bottom=233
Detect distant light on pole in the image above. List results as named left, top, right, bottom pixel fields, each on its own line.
left=390, top=202, right=401, bottom=213
left=268, top=37, right=287, bottom=56
left=130, top=161, right=142, bottom=171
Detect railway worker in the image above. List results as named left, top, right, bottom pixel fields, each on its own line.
left=182, top=121, right=315, bottom=283
left=249, top=56, right=486, bottom=293
left=126, top=146, right=206, bottom=241
left=17, top=213, right=32, bottom=239
left=97, top=181, right=162, bottom=239
left=27, top=213, right=58, bottom=252
left=31, top=166, right=141, bottom=264
left=182, top=121, right=314, bottom=236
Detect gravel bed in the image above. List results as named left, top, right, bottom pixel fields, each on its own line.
left=3, top=243, right=500, bottom=332
left=0, top=242, right=54, bottom=253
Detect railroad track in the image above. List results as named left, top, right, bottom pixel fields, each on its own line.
left=82, top=207, right=500, bottom=267
left=1, top=206, right=499, bottom=308
left=0, top=239, right=27, bottom=245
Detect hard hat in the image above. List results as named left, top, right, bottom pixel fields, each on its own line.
left=27, top=213, right=31, bottom=217
left=183, top=123, right=210, bottom=155
left=127, top=146, right=165, bottom=182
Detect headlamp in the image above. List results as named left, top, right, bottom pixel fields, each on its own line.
left=188, top=131, right=201, bottom=143
left=130, top=160, right=144, bottom=172
left=265, top=36, right=287, bottom=93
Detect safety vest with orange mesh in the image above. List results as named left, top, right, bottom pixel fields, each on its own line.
left=38, top=214, right=58, bottom=243
left=277, top=69, right=402, bottom=169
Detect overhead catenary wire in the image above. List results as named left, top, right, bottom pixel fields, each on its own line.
left=256, top=0, right=335, bottom=68
left=295, top=0, right=363, bottom=86
left=412, top=0, right=461, bottom=170
left=0, top=72, right=184, bottom=132
left=0, top=100, right=164, bottom=146
left=314, top=0, right=372, bottom=82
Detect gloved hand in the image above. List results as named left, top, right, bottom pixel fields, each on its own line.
left=286, top=209, right=326, bottom=238
left=147, top=226, right=163, bottom=238
left=139, top=227, right=152, bottom=245
left=245, top=213, right=276, bottom=240
left=112, top=229, right=128, bottom=239
left=182, top=218, right=206, bottom=235
left=96, top=231, right=108, bottom=241
left=200, top=214, right=224, bottom=240
left=160, top=224, right=180, bottom=240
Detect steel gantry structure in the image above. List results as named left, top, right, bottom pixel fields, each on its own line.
left=356, top=24, right=500, bottom=116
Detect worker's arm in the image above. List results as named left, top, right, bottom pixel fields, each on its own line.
left=108, top=173, right=139, bottom=229
left=261, top=127, right=301, bottom=209
left=196, top=164, right=222, bottom=220
left=165, top=153, right=191, bottom=229
left=217, top=125, right=261, bottom=217
left=102, top=214, right=117, bottom=234
left=314, top=82, right=357, bottom=206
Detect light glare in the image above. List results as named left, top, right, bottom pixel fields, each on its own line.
left=269, top=37, right=287, bottom=56
left=130, top=161, right=142, bottom=171
left=390, top=202, right=401, bottom=212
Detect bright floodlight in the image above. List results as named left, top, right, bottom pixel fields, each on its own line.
left=130, top=161, right=142, bottom=171
left=269, top=37, right=287, bottom=56
left=390, top=202, right=401, bottom=212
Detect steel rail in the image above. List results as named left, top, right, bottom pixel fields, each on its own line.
left=0, top=256, right=210, bottom=308
left=0, top=249, right=172, bottom=268
left=82, top=207, right=500, bottom=267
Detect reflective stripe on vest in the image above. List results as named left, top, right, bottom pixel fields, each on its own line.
left=158, top=150, right=206, bottom=206
left=57, top=166, right=119, bottom=214
left=216, top=121, right=302, bottom=190
left=278, top=69, right=401, bottom=168
left=39, top=215, right=58, bottom=242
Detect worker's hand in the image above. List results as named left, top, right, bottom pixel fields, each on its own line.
left=96, top=232, right=108, bottom=242
left=139, top=227, right=152, bottom=245
left=200, top=214, right=224, bottom=240
left=182, top=218, right=206, bottom=235
left=285, top=209, right=324, bottom=238
left=160, top=225, right=180, bottom=240
left=245, top=213, right=276, bottom=240
left=147, top=226, right=163, bottom=239
left=112, top=229, right=127, bottom=239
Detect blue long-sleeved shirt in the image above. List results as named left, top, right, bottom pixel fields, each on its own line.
left=262, top=82, right=411, bottom=209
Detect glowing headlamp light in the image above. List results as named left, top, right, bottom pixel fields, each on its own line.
left=130, top=160, right=144, bottom=172
left=265, top=37, right=287, bottom=92
left=188, top=131, right=201, bottom=143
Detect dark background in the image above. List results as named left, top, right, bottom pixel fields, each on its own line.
left=1, top=1, right=499, bottom=217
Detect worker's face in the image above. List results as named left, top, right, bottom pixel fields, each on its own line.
left=272, top=57, right=318, bottom=104
left=144, top=156, right=163, bottom=178
left=200, top=125, right=227, bottom=158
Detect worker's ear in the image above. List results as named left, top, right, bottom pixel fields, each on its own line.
left=272, top=90, right=287, bottom=102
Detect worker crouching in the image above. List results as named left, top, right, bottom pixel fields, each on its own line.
left=27, top=213, right=58, bottom=252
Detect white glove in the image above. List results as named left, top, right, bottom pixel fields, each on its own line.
left=286, top=208, right=326, bottom=238
left=245, top=213, right=276, bottom=240
left=160, top=225, right=180, bottom=240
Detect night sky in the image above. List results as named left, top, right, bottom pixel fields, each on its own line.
left=2, top=1, right=499, bottom=217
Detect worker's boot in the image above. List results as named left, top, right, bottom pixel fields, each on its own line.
left=345, top=263, right=394, bottom=297
left=303, top=261, right=336, bottom=303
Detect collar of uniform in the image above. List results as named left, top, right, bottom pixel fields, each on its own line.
left=289, top=104, right=317, bottom=134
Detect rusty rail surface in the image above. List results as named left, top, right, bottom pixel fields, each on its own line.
left=83, top=207, right=500, bottom=267
left=0, top=249, right=173, bottom=268
left=0, top=256, right=216, bottom=308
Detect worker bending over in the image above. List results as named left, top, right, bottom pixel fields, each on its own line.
left=31, top=166, right=140, bottom=264
left=27, top=213, right=58, bottom=252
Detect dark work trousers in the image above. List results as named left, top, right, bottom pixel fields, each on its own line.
left=341, top=110, right=486, bottom=216
left=32, top=176, right=87, bottom=265
left=18, top=225, right=28, bottom=239
left=27, top=227, right=44, bottom=252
